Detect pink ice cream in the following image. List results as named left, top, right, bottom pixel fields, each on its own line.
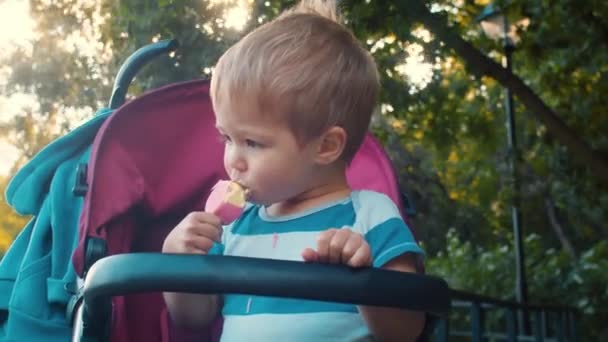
left=205, top=180, right=247, bottom=224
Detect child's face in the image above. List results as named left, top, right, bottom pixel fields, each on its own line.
left=214, top=99, right=319, bottom=206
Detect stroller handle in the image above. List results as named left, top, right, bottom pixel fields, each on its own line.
left=108, top=39, right=179, bottom=109
left=82, top=253, right=450, bottom=324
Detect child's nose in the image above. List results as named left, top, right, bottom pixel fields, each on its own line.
left=231, top=159, right=247, bottom=173
left=226, top=148, right=247, bottom=173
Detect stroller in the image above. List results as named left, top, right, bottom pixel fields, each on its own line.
left=1, top=40, right=449, bottom=342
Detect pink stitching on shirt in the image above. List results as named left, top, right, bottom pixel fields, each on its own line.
left=272, top=232, right=278, bottom=248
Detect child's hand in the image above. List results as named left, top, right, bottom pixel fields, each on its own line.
left=162, top=212, right=222, bottom=254
left=301, top=228, right=371, bottom=268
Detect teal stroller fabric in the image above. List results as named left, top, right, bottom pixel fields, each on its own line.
left=0, top=109, right=111, bottom=342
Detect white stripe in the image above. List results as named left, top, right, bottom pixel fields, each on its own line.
left=224, top=230, right=321, bottom=261
left=221, top=312, right=372, bottom=342
left=352, top=190, right=402, bottom=235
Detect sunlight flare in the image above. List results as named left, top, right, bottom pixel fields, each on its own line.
left=211, top=0, right=252, bottom=31
left=0, top=0, right=36, bottom=54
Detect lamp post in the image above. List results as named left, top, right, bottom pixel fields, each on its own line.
left=476, top=2, right=530, bottom=331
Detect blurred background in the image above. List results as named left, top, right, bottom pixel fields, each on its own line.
left=0, top=0, right=606, bottom=339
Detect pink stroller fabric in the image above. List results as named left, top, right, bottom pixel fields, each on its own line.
left=73, top=80, right=226, bottom=342
left=72, top=79, right=418, bottom=342
left=347, top=134, right=410, bottom=224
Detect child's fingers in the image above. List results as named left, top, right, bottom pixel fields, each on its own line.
left=328, top=229, right=350, bottom=264
left=315, top=229, right=337, bottom=263
left=183, top=217, right=222, bottom=242
left=347, top=242, right=371, bottom=268
left=193, top=223, right=222, bottom=243
left=301, top=248, right=318, bottom=262
left=163, top=212, right=222, bottom=254
left=187, top=234, right=216, bottom=253
left=189, top=211, right=223, bottom=227
left=340, top=233, right=363, bottom=264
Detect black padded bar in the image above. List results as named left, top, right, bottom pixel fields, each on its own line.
left=83, top=253, right=450, bottom=320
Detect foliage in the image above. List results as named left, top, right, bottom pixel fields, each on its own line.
left=0, top=0, right=240, bottom=255
left=0, top=0, right=240, bottom=165
left=428, top=229, right=608, bottom=339
left=0, top=176, right=29, bottom=257
left=0, top=0, right=606, bottom=336
left=339, top=0, right=608, bottom=257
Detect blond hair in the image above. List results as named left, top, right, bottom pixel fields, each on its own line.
left=210, top=0, right=379, bottom=162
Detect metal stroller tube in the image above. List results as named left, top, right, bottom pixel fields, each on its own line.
left=108, top=39, right=179, bottom=109
left=78, top=253, right=450, bottom=341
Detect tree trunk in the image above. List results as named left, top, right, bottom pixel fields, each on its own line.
left=398, top=1, right=608, bottom=186
left=544, top=195, right=577, bottom=259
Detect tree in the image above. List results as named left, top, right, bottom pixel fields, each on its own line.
left=1, top=0, right=606, bottom=337
left=391, top=0, right=608, bottom=185
left=0, top=176, right=29, bottom=257
left=1, top=0, right=240, bottom=162
left=341, top=0, right=607, bottom=337
left=0, top=0, right=241, bottom=254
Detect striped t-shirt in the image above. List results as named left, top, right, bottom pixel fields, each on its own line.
left=213, top=190, right=424, bottom=342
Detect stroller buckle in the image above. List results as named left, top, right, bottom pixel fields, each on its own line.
left=73, top=163, right=89, bottom=197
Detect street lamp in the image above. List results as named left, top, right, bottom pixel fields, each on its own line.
left=476, top=0, right=529, bottom=323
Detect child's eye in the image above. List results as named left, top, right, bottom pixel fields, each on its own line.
left=245, top=139, right=261, bottom=148
left=219, top=134, right=232, bottom=144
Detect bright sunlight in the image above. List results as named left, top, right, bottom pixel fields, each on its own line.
left=0, top=0, right=36, bottom=54
left=369, top=28, right=435, bottom=95
left=212, top=0, right=252, bottom=31
left=0, top=0, right=37, bottom=175
left=0, top=0, right=253, bottom=175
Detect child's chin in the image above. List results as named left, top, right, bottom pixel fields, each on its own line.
left=244, top=193, right=260, bottom=204
left=248, top=199, right=267, bottom=206
left=247, top=195, right=272, bottom=206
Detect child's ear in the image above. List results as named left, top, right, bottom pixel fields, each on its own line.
left=314, top=126, right=347, bottom=165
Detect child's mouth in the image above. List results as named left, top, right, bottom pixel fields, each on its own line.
left=232, top=181, right=251, bottom=200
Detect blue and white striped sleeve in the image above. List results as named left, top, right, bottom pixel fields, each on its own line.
left=351, top=191, right=424, bottom=268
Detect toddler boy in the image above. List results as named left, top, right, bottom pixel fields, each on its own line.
left=163, top=1, right=425, bottom=340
